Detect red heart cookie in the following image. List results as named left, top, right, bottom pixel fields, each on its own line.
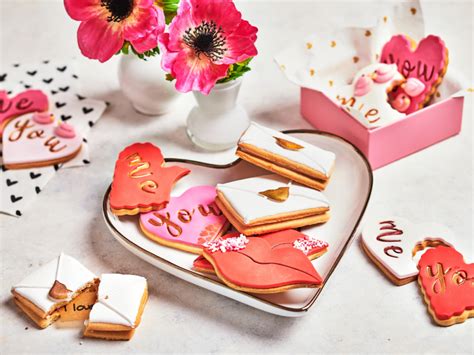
left=202, top=232, right=323, bottom=293
left=0, top=90, right=49, bottom=134
left=380, top=35, right=448, bottom=114
left=193, top=229, right=328, bottom=273
left=109, top=142, right=190, bottom=216
left=417, top=246, right=473, bottom=326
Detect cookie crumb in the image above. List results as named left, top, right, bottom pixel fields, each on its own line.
left=24, top=327, right=28, bottom=330
left=79, top=341, right=83, bottom=346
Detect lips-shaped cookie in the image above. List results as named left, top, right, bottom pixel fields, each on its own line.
left=361, top=217, right=454, bottom=285
left=380, top=34, right=449, bottom=114
left=0, top=90, right=49, bottom=134
left=203, top=232, right=323, bottom=293
left=109, top=142, right=190, bottom=216
left=417, top=246, right=473, bottom=326
left=2, top=112, right=82, bottom=169
left=139, top=186, right=229, bottom=254
left=193, top=229, right=328, bottom=273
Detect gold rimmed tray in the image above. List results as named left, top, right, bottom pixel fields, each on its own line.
left=102, top=130, right=373, bottom=317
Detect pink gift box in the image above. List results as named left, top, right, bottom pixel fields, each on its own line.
left=300, top=88, right=464, bottom=169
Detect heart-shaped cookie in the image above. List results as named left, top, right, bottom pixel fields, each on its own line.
left=139, top=186, right=229, bottom=254
left=193, top=229, right=328, bottom=273
left=418, top=246, right=473, bottom=326
left=380, top=35, right=449, bottom=114
left=2, top=112, right=82, bottom=169
left=202, top=233, right=323, bottom=293
left=0, top=90, right=49, bottom=134
left=109, top=142, right=190, bottom=216
left=361, top=217, right=453, bottom=285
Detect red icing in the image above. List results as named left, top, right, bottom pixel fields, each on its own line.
left=203, top=231, right=323, bottom=289
left=381, top=35, right=448, bottom=114
left=194, top=229, right=328, bottom=272
left=109, top=142, right=190, bottom=212
left=418, top=246, right=474, bottom=321
left=0, top=90, right=49, bottom=134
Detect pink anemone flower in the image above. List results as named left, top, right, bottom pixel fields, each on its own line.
left=64, top=0, right=165, bottom=62
left=159, top=0, right=258, bottom=94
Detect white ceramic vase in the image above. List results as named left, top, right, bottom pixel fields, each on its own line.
left=118, top=54, right=179, bottom=115
left=186, top=78, right=250, bottom=151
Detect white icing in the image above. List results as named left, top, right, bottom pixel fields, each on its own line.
left=88, top=274, right=147, bottom=327
left=361, top=217, right=455, bottom=280
left=217, top=174, right=329, bottom=224
left=239, top=122, right=336, bottom=176
left=330, top=63, right=405, bottom=128
left=2, top=113, right=82, bottom=166
left=12, top=253, right=96, bottom=312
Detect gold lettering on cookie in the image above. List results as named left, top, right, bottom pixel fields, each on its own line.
left=8, top=119, right=34, bottom=142
left=126, top=153, right=159, bottom=194
left=274, top=137, right=304, bottom=151
left=44, top=136, right=66, bottom=153
left=149, top=212, right=183, bottom=237
left=376, top=221, right=404, bottom=258
left=426, top=263, right=451, bottom=294
left=27, top=130, right=45, bottom=139
left=139, top=180, right=158, bottom=194
left=259, top=186, right=290, bottom=203
left=198, top=203, right=222, bottom=217
left=177, top=209, right=193, bottom=223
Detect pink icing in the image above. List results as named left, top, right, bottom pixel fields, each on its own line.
left=404, top=78, right=426, bottom=97
left=139, top=186, right=229, bottom=249
left=354, top=76, right=372, bottom=96
left=391, top=93, right=411, bottom=113
left=33, top=112, right=54, bottom=125
left=293, top=236, right=328, bottom=255
left=373, top=64, right=396, bottom=83
left=54, top=122, right=76, bottom=138
left=204, top=234, right=249, bottom=253
left=0, top=90, right=49, bottom=134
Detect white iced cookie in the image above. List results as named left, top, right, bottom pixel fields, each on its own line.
left=216, top=174, right=330, bottom=235
left=84, top=273, right=148, bottom=341
left=11, top=253, right=98, bottom=328
left=361, top=216, right=454, bottom=286
left=332, top=63, right=405, bottom=128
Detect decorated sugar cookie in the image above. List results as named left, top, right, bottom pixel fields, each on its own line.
left=381, top=34, right=449, bottom=114
left=216, top=174, right=330, bottom=235
left=11, top=253, right=98, bottom=328
left=332, top=63, right=405, bottom=128
left=0, top=89, right=49, bottom=134
left=361, top=217, right=454, bottom=286
left=139, top=186, right=229, bottom=254
left=193, top=229, right=328, bottom=274
left=417, top=246, right=473, bottom=327
left=202, top=233, right=324, bottom=293
left=2, top=112, right=83, bottom=169
left=84, top=273, right=148, bottom=340
left=236, top=122, right=336, bottom=190
left=109, top=142, right=190, bottom=216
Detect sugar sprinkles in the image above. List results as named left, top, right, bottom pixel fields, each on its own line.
left=204, top=234, right=249, bottom=253
left=293, top=236, right=328, bottom=255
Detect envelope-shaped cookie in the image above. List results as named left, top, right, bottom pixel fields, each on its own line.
left=11, top=253, right=98, bottom=328
left=236, top=122, right=336, bottom=190
left=216, top=174, right=330, bottom=235
left=84, top=274, right=148, bottom=341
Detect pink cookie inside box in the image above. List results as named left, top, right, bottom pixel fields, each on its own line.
left=300, top=89, right=464, bottom=169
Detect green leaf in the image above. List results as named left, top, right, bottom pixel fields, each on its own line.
left=156, top=0, right=179, bottom=24
left=165, top=73, right=175, bottom=82
left=217, top=58, right=253, bottom=84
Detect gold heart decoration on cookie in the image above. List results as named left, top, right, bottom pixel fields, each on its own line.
left=274, top=137, right=304, bottom=151
left=49, top=280, right=72, bottom=300
left=259, top=186, right=289, bottom=202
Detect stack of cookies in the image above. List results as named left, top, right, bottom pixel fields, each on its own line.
left=109, top=122, right=336, bottom=294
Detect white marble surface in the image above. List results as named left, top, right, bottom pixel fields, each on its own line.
left=1, top=0, right=473, bottom=353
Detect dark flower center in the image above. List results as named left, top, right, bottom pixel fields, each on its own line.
left=101, top=0, right=134, bottom=22
left=183, top=21, right=226, bottom=62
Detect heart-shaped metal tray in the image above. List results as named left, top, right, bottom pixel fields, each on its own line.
left=102, top=130, right=373, bottom=317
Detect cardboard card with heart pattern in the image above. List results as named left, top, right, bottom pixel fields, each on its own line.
left=361, top=216, right=455, bottom=286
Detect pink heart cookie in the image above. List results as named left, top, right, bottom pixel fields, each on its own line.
left=2, top=112, right=83, bottom=169
left=139, top=186, right=230, bottom=254
left=380, top=35, right=449, bottom=114
left=0, top=90, right=49, bottom=134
